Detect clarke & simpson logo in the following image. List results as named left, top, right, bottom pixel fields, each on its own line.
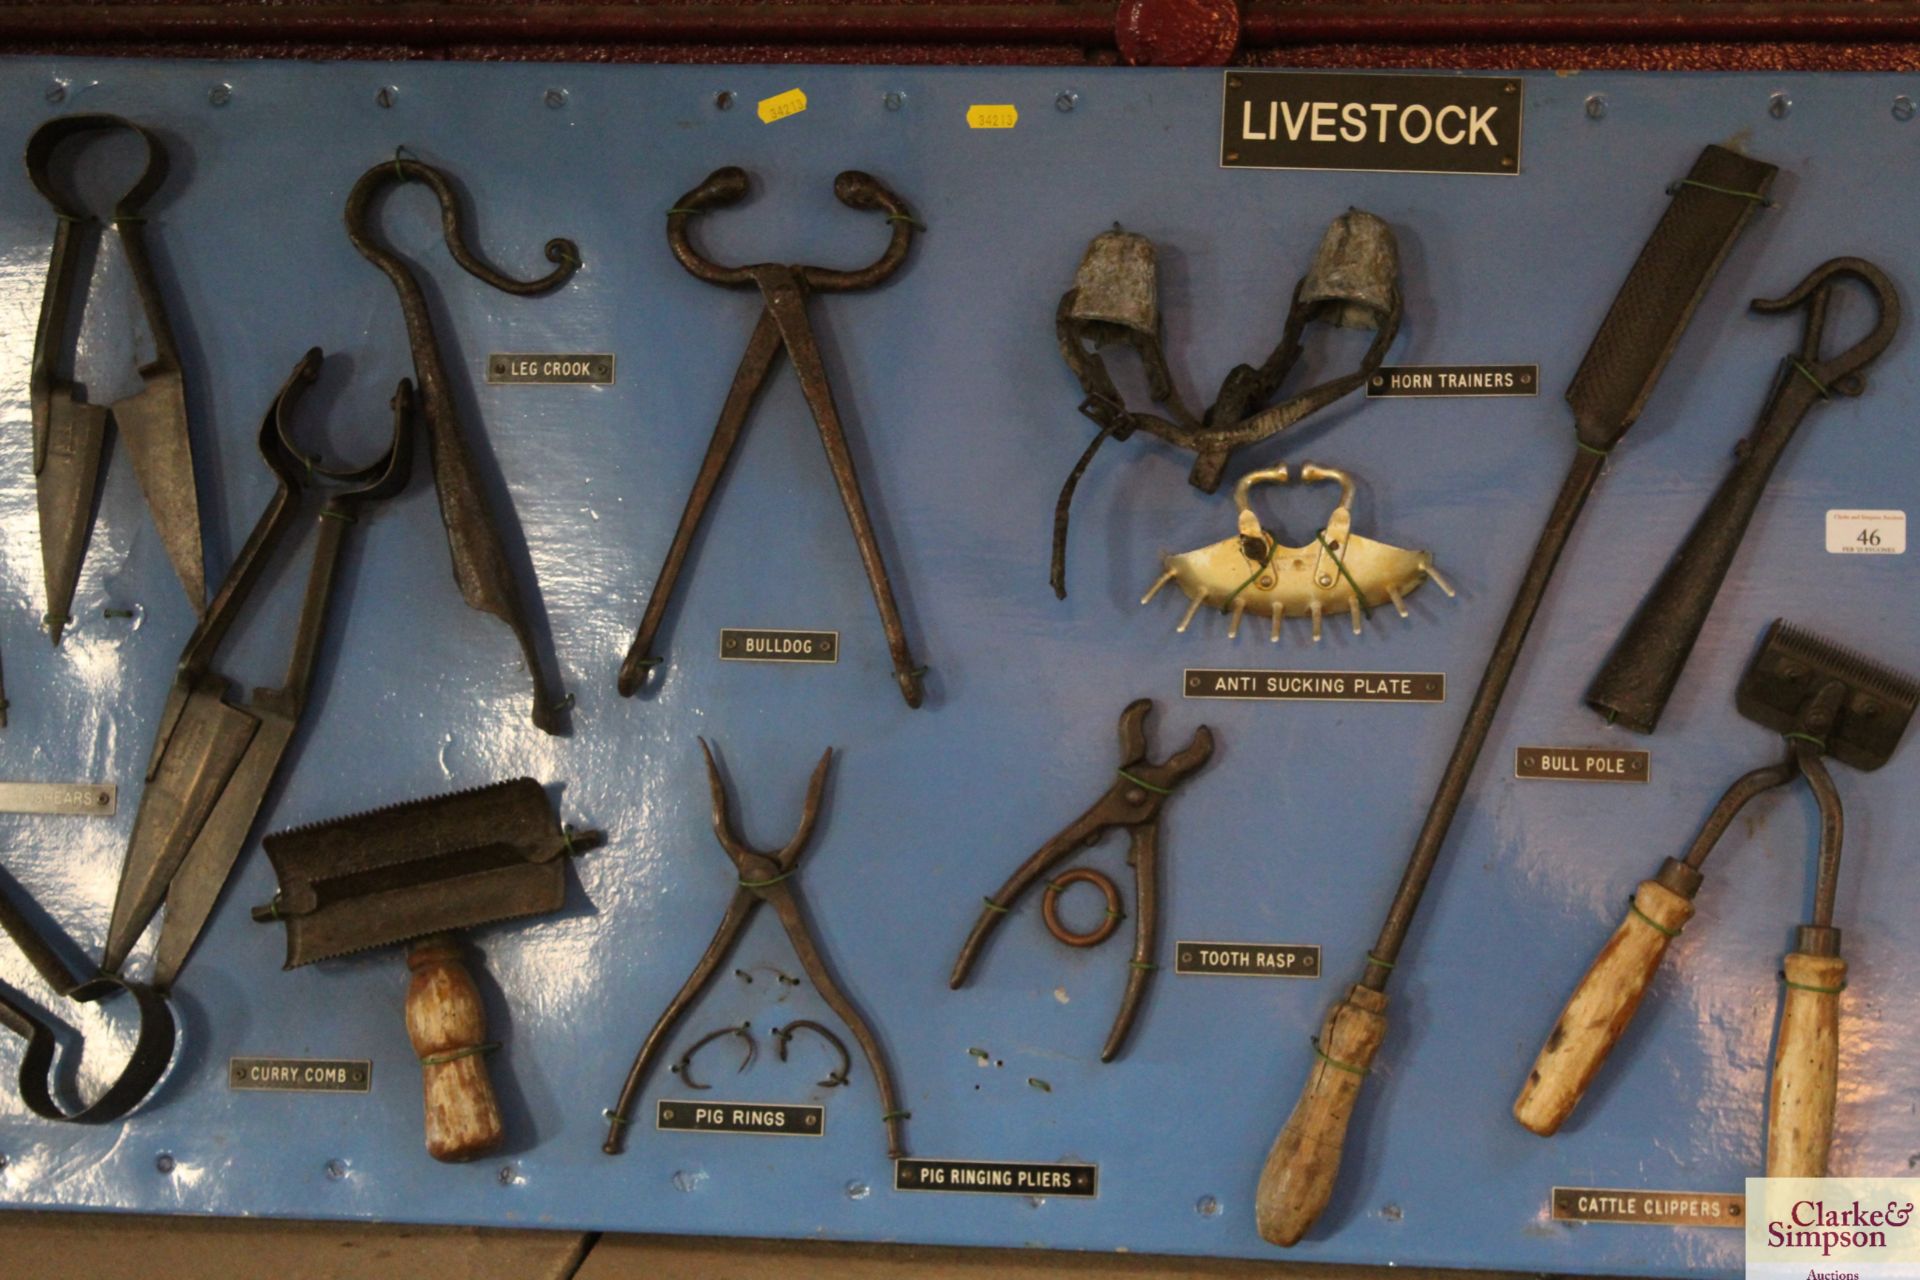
left=1747, top=1179, right=1920, bottom=1280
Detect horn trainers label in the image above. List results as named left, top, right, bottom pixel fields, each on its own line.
left=1222, top=72, right=1522, bottom=175
left=1368, top=364, right=1538, bottom=398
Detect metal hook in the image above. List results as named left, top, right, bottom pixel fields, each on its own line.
left=671, top=1023, right=755, bottom=1091
left=665, top=166, right=916, bottom=293
left=771, top=1019, right=852, bottom=1088
left=1751, top=257, right=1900, bottom=398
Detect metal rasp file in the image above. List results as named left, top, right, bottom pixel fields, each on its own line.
left=1253, top=142, right=1779, bottom=1247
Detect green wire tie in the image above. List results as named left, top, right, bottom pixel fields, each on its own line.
left=1027, top=1077, right=1051, bottom=1092
left=102, top=607, right=136, bottom=619
left=1311, top=1035, right=1368, bottom=1077
left=1786, top=355, right=1833, bottom=399
left=258, top=897, right=285, bottom=921
left=1628, top=898, right=1681, bottom=939
left=1129, top=961, right=1158, bottom=972
left=561, top=824, right=581, bottom=855
left=550, top=693, right=577, bottom=714
left=1575, top=439, right=1612, bottom=458
left=1668, top=178, right=1775, bottom=206
left=1783, top=731, right=1828, bottom=750
left=981, top=897, right=1010, bottom=913
left=885, top=211, right=926, bottom=230
left=1783, top=977, right=1847, bottom=995
left=392, top=144, right=415, bottom=181
left=1365, top=952, right=1395, bottom=971
left=1117, top=768, right=1171, bottom=795
left=1221, top=535, right=1278, bottom=612
left=419, top=1041, right=498, bottom=1068
left=881, top=1109, right=911, bottom=1122
left=43, top=613, right=70, bottom=628
left=630, top=656, right=663, bottom=670
left=318, top=507, right=357, bottom=524
left=602, top=1109, right=632, bottom=1128
left=739, top=869, right=796, bottom=889
left=1316, top=534, right=1373, bottom=618
left=665, top=206, right=700, bottom=216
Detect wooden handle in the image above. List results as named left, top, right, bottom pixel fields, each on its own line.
left=1255, top=984, right=1387, bottom=1247
left=1766, top=951, right=1845, bottom=1177
left=1514, top=878, right=1692, bottom=1136
left=405, top=934, right=504, bottom=1163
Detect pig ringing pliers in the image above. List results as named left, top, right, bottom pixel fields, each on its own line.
left=618, top=166, right=927, bottom=708
left=603, top=741, right=909, bottom=1158
left=950, top=700, right=1216, bottom=1061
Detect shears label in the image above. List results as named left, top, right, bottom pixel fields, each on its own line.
left=896, top=1158, right=1096, bottom=1198
left=0, top=782, right=116, bottom=815
left=1176, top=941, right=1321, bottom=978
left=656, top=1100, right=822, bottom=1136
left=487, top=354, right=614, bottom=385
left=1223, top=71, right=1522, bottom=175
left=1184, top=669, right=1444, bottom=702
left=229, top=1057, right=370, bottom=1093
left=966, top=104, right=1019, bottom=129
left=757, top=89, right=808, bottom=123
left=1826, top=509, right=1905, bottom=555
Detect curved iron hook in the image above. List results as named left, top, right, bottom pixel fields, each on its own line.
left=666, top=165, right=916, bottom=293
left=346, top=156, right=579, bottom=296
left=772, top=1019, right=852, bottom=1088
left=1751, top=257, right=1900, bottom=398
left=670, top=1023, right=755, bottom=1091
left=25, top=114, right=167, bottom=221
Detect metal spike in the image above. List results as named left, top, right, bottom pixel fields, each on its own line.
left=1424, top=563, right=1456, bottom=597
left=1269, top=603, right=1283, bottom=642
left=1348, top=596, right=1364, bottom=635
left=1309, top=599, right=1324, bottom=642
left=1141, top=569, right=1177, bottom=606
left=1176, top=593, right=1205, bottom=633
left=1388, top=585, right=1409, bottom=618
left=1227, top=600, right=1246, bottom=639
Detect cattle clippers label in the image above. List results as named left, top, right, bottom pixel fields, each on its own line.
left=1516, top=748, right=1649, bottom=783
left=656, top=1100, right=822, bottom=1136
left=1176, top=941, right=1320, bottom=978
left=719, top=628, right=838, bottom=664
left=1184, top=669, right=1444, bottom=702
left=895, top=1158, right=1097, bottom=1198
left=229, top=1057, right=370, bottom=1093
left=1222, top=72, right=1522, bottom=175
left=1368, top=364, right=1538, bottom=398
left=1552, top=1186, right=1744, bottom=1228
left=486, top=354, right=614, bottom=385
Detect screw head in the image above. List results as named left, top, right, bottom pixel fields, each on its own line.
left=1769, top=92, right=1792, bottom=119
left=497, top=1164, right=517, bottom=1186
left=714, top=90, right=735, bottom=111
left=1584, top=93, right=1606, bottom=120
left=1196, top=1194, right=1221, bottom=1217
left=1895, top=95, right=1916, bottom=121
left=375, top=85, right=398, bottom=109
left=209, top=83, right=232, bottom=107
left=883, top=90, right=905, bottom=112
left=1056, top=90, right=1079, bottom=113
left=155, top=1152, right=176, bottom=1175
left=544, top=88, right=568, bottom=109
left=325, top=1159, right=347, bottom=1180
left=45, top=81, right=67, bottom=105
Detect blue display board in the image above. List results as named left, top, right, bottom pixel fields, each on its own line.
left=0, top=60, right=1914, bottom=1279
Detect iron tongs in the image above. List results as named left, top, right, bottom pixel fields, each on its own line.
left=27, top=115, right=206, bottom=647
left=618, top=166, right=926, bottom=708
left=103, top=349, right=413, bottom=989
left=950, top=699, right=1215, bottom=1060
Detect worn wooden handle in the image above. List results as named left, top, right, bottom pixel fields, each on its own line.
left=1255, top=984, right=1387, bottom=1247
left=1766, top=951, right=1845, bottom=1178
left=1514, top=879, right=1692, bottom=1136
left=406, top=933, right=504, bottom=1163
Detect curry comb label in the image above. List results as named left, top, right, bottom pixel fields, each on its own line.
left=1222, top=71, right=1523, bottom=176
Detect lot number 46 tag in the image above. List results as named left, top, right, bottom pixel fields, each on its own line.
left=1826, top=510, right=1905, bottom=555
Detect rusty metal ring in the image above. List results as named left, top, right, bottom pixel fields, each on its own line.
left=1042, top=868, right=1123, bottom=948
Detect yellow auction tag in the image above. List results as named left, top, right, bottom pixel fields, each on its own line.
left=966, top=104, right=1019, bottom=130
left=757, top=88, right=808, bottom=124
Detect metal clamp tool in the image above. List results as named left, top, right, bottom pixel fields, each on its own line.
left=618, top=166, right=927, bottom=708
left=346, top=153, right=580, bottom=734
left=1517, top=621, right=1916, bottom=1178
left=949, top=699, right=1215, bottom=1061
left=25, top=115, right=206, bottom=667
left=604, top=741, right=908, bottom=1157
left=1051, top=211, right=1401, bottom=597
left=103, top=349, right=413, bottom=989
